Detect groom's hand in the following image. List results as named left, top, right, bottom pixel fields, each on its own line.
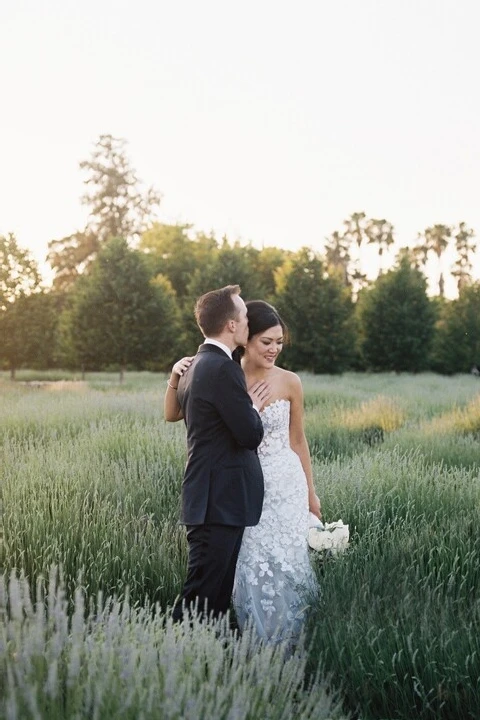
left=248, top=380, right=271, bottom=412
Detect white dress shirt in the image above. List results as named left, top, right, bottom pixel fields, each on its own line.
left=203, top=338, right=233, bottom=359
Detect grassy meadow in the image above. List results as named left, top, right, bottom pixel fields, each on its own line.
left=1, top=370, right=480, bottom=720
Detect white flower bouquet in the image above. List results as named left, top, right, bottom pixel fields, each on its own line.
left=307, top=513, right=349, bottom=556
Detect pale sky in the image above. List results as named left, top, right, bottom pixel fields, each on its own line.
left=1, top=0, right=479, bottom=295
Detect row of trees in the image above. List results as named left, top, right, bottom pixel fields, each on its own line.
left=2, top=229, right=479, bottom=379
left=1, top=135, right=479, bottom=379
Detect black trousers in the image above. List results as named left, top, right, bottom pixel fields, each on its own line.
left=172, top=524, right=244, bottom=622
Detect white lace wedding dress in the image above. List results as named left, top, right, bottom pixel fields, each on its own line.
left=233, top=399, right=317, bottom=645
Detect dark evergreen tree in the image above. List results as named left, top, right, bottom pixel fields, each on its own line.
left=274, top=248, right=355, bottom=373
left=356, top=254, right=435, bottom=372
left=430, top=282, right=480, bottom=374
left=61, top=237, right=181, bottom=380
left=177, top=240, right=269, bottom=354
left=187, top=239, right=264, bottom=300
left=0, top=292, right=62, bottom=379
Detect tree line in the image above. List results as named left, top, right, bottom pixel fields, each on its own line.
left=1, top=135, right=479, bottom=380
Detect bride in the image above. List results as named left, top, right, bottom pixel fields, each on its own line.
left=166, top=299, right=321, bottom=645
left=232, top=300, right=321, bottom=646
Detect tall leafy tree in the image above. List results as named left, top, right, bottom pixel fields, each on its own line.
left=140, top=223, right=218, bottom=301
left=62, top=237, right=180, bottom=380
left=140, top=228, right=288, bottom=352
left=80, top=135, right=161, bottom=243
left=0, top=234, right=43, bottom=378
left=254, top=246, right=289, bottom=303
left=356, top=254, right=435, bottom=372
left=275, top=248, right=355, bottom=373
left=176, top=239, right=267, bottom=353
left=0, top=233, right=41, bottom=311
left=48, top=135, right=161, bottom=289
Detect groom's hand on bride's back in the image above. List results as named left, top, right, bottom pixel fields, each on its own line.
left=248, top=380, right=271, bottom=412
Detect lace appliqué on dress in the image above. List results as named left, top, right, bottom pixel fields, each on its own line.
left=233, top=399, right=317, bottom=645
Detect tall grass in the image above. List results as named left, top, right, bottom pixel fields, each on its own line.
left=1, top=372, right=480, bottom=719
left=423, top=393, right=480, bottom=436
left=310, top=449, right=480, bottom=719
left=383, top=393, right=480, bottom=469
left=301, top=373, right=480, bottom=464
left=1, top=384, right=187, bottom=605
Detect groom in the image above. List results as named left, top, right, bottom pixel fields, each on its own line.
left=171, top=284, right=269, bottom=622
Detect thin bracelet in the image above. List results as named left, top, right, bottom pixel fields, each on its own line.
left=167, top=380, right=178, bottom=390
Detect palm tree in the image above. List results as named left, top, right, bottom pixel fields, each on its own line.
left=339, top=211, right=369, bottom=292
left=324, top=230, right=351, bottom=286
left=419, top=224, right=452, bottom=296
left=343, top=211, right=367, bottom=249
left=365, top=218, right=395, bottom=274
left=451, top=222, right=476, bottom=293
left=410, top=240, right=429, bottom=271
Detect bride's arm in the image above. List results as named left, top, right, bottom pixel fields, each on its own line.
left=288, top=373, right=322, bottom=519
left=164, top=356, right=194, bottom=422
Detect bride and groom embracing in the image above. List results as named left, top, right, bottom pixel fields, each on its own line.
left=164, top=284, right=321, bottom=646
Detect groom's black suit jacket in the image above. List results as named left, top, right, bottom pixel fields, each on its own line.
left=177, top=344, right=264, bottom=527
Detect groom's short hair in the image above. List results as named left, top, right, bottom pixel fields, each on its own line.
left=195, top=285, right=241, bottom=337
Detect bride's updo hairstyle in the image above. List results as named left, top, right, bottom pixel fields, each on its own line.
left=233, top=300, right=288, bottom=363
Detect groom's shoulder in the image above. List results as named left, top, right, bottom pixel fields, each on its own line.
left=195, top=347, right=237, bottom=377
left=197, top=345, right=232, bottom=365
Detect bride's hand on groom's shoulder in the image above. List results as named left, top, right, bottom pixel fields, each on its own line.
left=172, top=356, right=194, bottom=378
left=248, top=380, right=271, bottom=411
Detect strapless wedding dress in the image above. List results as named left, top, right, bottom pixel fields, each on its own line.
left=233, top=399, right=317, bottom=644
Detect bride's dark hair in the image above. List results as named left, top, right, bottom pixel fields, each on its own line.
left=233, top=300, right=288, bottom=363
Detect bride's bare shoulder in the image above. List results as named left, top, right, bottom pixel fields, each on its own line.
left=275, top=366, right=300, bottom=380
left=275, top=367, right=303, bottom=395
